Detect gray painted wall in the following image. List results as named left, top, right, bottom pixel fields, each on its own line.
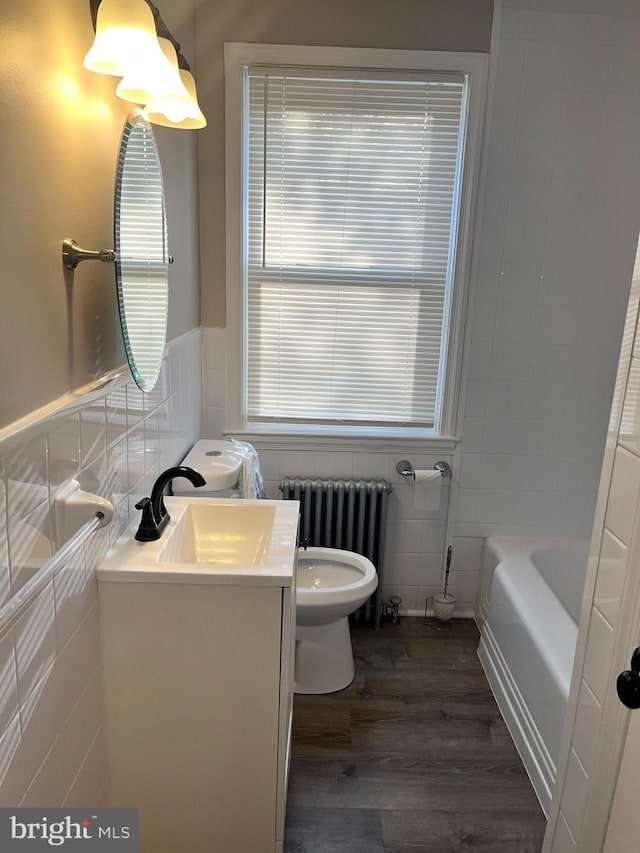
left=0, top=0, right=200, bottom=429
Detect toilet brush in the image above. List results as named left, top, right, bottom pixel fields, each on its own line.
left=433, top=546, right=456, bottom=626
left=443, top=545, right=451, bottom=598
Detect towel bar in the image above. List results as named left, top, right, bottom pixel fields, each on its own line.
left=0, top=511, right=109, bottom=636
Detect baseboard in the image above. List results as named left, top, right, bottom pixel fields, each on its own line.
left=400, top=605, right=475, bottom=619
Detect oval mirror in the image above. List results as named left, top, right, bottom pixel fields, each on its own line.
left=115, top=109, right=169, bottom=392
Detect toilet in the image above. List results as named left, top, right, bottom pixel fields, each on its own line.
left=295, top=547, right=378, bottom=695
left=172, top=441, right=377, bottom=695
left=172, top=439, right=246, bottom=497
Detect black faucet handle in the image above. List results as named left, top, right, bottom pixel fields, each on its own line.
left=135, top=497, right=162, bottom=542
left=137, top=465, right=206, bottom=544
left=151, top=466, right=206, bottom=527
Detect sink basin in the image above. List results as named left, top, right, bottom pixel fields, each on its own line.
left=97, top=496, right=300, bottom=587
left=158, top=502, right=276, bottom=566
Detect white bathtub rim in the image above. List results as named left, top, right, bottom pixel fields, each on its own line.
left=484, top=535, right=589, bottom=570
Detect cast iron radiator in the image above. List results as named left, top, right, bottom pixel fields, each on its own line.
left=279, top=477, right=392, bottom=628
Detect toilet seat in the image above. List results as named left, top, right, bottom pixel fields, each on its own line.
left=296, top=547, right=377, bottom=628
left=294, top=547, right=378, bottom=693
left=297, top=558, right=365, bottom=589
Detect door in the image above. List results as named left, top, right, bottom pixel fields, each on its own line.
left=603, top=710, right=640, bottom=852
left=603, top=646, right=640, bottom=852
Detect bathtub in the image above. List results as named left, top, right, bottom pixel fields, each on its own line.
left=477, top=537, right=589, bottom=816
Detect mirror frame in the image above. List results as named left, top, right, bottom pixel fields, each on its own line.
left=114, top=108, right=169, bottom=392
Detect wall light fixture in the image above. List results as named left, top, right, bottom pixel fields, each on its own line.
left=144, top=67, right=206, bottom=130
left=84, top=0, right=164, bottom=77
left=116, top=37, right=189, bottom=111
left=84, top=0, right=206, bottom=130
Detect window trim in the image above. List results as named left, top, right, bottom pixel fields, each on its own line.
left=224, top=43, right=488, bottom=449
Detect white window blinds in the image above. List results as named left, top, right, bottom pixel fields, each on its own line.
left=246, top=67, right=466, bottom=429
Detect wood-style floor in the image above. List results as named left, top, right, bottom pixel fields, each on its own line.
left=284, top=617, right=546, bottom=853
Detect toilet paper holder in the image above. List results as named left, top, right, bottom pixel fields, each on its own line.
left=396, top=459, right=450, bottom=479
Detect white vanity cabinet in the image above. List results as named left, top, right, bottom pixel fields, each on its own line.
left=97, top=498, right=298, bottom=853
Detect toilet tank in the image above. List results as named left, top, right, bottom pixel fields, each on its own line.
left=172, top=440, right=245, bottom=498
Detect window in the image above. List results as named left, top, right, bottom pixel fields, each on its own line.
left=225, top=45, right=487, bottom=446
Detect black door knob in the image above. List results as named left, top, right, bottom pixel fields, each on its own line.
left=617, top=669, right=640, bottom=709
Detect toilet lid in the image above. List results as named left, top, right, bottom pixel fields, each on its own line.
left=175, top=440, right=244, bottom=493
left=297, top=558, right=363, bottom=589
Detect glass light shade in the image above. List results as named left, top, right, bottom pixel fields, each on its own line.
left=145, top=69, right=207, bottom=129
left=83, top=0, right=160, bottom=77
left=116, top=37, right=189, bottom=110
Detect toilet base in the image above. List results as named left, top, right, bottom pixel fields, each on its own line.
left=295, top=617, right=355, bottom=694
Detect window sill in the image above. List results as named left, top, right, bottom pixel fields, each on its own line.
left=222, top=426, right=459, bottom=454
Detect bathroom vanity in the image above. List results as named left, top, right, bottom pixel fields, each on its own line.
left=97, top=497, right=299, bottom=853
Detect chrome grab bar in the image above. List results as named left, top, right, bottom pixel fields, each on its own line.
left=0, top=512, right=105, bottom=637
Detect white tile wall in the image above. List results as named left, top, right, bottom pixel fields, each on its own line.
left=451, top=0, right=640, bottom=619
left=561, top=749, right=590, bottom=838
left=571, top=680, right=601, bottom=777
left=553, top=814, right=577, bottom=853
left=605, top=448, right=640, bottom=544
left=202, top=1, right=640, bottom=616
left=547, top=205, right=640, bottom=847
left=202, top=331, right=466, bottom=615
left=0, top=328, right=202, bottom=807
left=594, top=530, right=627, bottom=628
left=202, top=327, right=226, bottom=441
left=581, top=608, right=615, bottom=704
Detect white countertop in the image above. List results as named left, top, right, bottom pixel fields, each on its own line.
left=97, top=497, right=300, bottom=587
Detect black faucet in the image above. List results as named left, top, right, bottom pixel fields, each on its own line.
left=135, top=466, right=206, bottom=542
